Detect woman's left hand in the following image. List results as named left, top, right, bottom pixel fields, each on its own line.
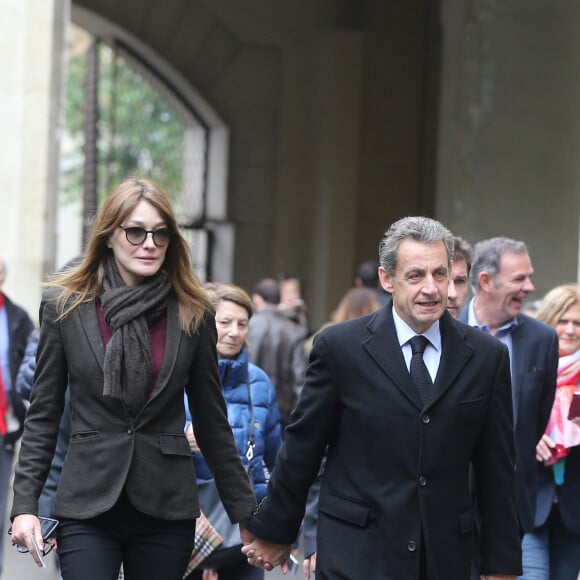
left=10, top=514, right=45, bottom=568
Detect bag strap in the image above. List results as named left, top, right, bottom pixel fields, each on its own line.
left=245, top=376, right=255, bottom=461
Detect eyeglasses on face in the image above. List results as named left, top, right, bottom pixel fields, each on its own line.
left=119, top=226, right=173, bottom=247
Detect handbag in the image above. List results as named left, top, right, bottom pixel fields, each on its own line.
left=195, top=378, right=260, bottom=570
left=183, top=511, right=223, bottom=578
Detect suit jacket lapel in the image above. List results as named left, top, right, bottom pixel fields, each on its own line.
left=429, top=313, right=473, bottom=407
left=508, top=316, right=525, bottom=423
left=363, top=303, right=423, bottom=410
left=363, top=305, right=474, bottom=410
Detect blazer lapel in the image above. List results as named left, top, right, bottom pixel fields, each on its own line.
left=363, top=303, right=423, bottom=410
left=148, top=295, right=182, bottom=401
left=77, top=300, right=105, bottom=371
left=428, top=313, right=473, bottom=407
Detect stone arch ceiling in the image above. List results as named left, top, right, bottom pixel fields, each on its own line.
left=71, top=0, right=285, bottom=153
left=72, top=0, right=297, bottom=285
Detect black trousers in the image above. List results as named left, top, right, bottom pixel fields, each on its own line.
left=56, top=491, right=196, bottom=580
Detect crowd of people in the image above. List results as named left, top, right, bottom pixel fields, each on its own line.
left=0, top=176, right=578, bottom=579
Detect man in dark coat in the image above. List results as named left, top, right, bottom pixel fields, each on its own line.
left=458, top=237, right=558, bottom=576
left=242, top=217, right=522, bottom=579
left=0, top=256, right=34, bottom=574
left=248, top=278, right=306, bottom=429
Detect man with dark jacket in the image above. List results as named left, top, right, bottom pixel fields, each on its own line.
left=242, top=218, right=522, bottom=579
left=0, top=256, right=34, bottom=575
left=248, top=278, right=306, bottom=429
left=459, top=237, right=558, bottom=576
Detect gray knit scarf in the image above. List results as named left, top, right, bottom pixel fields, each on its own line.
left=101, top=254, right=171, bottom=416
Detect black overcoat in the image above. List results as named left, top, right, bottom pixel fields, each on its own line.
left=248, top=303, right=522, bottom=579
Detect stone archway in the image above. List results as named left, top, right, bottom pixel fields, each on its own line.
left=68, top=4, right=235, bottom=282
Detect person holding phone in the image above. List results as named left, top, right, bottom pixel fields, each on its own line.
left=9, top=177, right=256, bottom=580
left=523, top=284, right=580, bottom=579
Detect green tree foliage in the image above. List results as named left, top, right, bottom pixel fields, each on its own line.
left=61, top=30, right=185, bottom=208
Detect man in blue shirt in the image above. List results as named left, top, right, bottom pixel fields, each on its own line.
left=459, top=237, right=558, bottom=576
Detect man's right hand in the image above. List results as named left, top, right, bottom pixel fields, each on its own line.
left=242, top=537, right=291, bottom=573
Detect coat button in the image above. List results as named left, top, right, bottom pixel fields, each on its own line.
left=422, top=415, right=430, bottom=424
left=407, top=541, right=417, bottom=552
left=419, top=476, right=427, bottom=486
left=127, top=429, right=133, bottom=435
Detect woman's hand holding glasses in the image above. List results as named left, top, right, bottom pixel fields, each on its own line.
left=9, top=514, right=55, bottom=568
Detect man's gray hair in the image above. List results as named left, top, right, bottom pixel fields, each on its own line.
left=469, top=237, right=529, bottom=292
left=378, top=216, right=454, bottom=275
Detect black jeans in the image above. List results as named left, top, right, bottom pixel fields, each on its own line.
left=56, top=491, right=196, bottom=580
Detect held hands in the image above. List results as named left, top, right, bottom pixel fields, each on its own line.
left=10, top=514, right=49, bottom=568
left=241, top=537, right=291, bottom=573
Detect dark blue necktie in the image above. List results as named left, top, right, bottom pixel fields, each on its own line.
left=409, top=335, right=432, bottom=402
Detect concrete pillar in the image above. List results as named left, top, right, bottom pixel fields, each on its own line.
left=0, top=0, right=68, bottom=321
left=436, top=0, right=580, bottom=293
left=274, top=31, right=363, bottom=327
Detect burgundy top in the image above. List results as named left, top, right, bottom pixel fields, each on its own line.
left=97, top=300, right=167, bottom=399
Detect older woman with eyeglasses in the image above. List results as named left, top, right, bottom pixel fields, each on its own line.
left=184, top=283, right=282, bottom=580
left=9, top=177, right=256, bottom=580
left=521, top=284, right=580, bottom=580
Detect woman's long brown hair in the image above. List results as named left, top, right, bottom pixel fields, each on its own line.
left=48, top=177, right=211, bottom=333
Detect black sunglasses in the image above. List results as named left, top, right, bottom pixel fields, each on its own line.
left=119, top=226, right=173, bottom=247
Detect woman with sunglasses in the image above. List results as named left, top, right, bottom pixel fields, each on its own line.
left=9, top=177, right=256, bottom=580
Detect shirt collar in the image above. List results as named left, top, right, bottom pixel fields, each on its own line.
left=392, top=306, right=442, bottom=352
left=467, top=297, right=518, bottom=334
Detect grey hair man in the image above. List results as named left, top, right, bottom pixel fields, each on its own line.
left=242, top=217, right=522, bottom=580
left=459, top=236, right=558, bottom=575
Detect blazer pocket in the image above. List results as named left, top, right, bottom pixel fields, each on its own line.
left=458, top=509, right=474, bottom=534
left=318, top=491, right=371, bottom=528
left=70, top=430, right=100, bottom=441
left=159, top=433, right=192, bottom=456
left=458, top=395, right=487, bottom=407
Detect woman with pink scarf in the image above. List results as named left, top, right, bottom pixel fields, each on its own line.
left=521, top=284, right=580, bottom=580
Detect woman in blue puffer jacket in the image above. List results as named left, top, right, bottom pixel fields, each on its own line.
left=184, top=283, right=282, bottom=580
